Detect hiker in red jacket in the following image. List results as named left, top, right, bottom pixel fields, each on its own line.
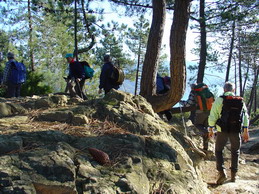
left=65, top=53, right=86, bottom=99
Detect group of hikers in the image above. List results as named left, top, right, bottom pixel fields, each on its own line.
left=180, top=82, right=249, bottom=184
left=2, top=52, right=250, bottom=185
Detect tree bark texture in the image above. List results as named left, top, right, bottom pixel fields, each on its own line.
left=238, top=36, right=243, bottom=96
left=141, top=0, right=191, bottom=113
left=197, top=0, right=206, bottom=83
left=225, top=21, right=235, bottom=82
left=140, top=0, right=166, bottom=97
left=28, top=0, right=35, bottom=71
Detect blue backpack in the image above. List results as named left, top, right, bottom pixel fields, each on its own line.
left=9, top=61, right=26, bottom=84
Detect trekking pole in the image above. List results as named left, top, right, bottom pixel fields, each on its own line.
left=179, top=104, right=188, bottom=136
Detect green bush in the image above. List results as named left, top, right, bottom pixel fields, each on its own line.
left=21, top=71, right=53, bottom=96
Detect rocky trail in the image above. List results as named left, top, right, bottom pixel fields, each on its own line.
left=199, top=126, right=259, bottom=194
left=0, top=91, right=258, bottom=194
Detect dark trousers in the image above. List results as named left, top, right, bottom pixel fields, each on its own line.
left=67, top=79, right=87, bottom=99
left=215, top=132, right=241, bottom=173
left=194, top=111, right=210, bottom=150
left=7, top=82, right=21, bottom=98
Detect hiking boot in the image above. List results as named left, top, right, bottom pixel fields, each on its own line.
left=231, top=171, right=237, bottom=182
left=216, top=170, right=227, bottom=185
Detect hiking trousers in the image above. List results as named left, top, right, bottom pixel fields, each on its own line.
left=215, top=131, right=241, bottom=173
left=7, top=82, right=21, bottom=98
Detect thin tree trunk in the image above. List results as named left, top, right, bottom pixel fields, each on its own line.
left=225, top=20, right=235, bottom=82
left=234, top=56, right=237, bottom=95
left=77, top=0, right=95, bottom=54
left=140, top=0, right=166, bottom=97
left=242, top=59, right=250, bottom=97
left=247, top=65, right=259, bottom=114
left=74, top=0, right=78, bottom=61
left=238, top=36, right=243, bottom=96
left=197, top=0, right=206, bottom=83
left=134, top=41, right=141, bottom=95
left=28, top=0, right=34, bottom=71
left=140, top=0, right=191, bottom=112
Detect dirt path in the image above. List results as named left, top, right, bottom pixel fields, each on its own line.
left=200, top=127, right=259, bottom=194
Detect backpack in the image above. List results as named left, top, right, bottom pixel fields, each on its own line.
left=80, top=61, right=94, bottom=79
left=110, top=64, right=125, bottom=85
left=9, top=61, right=26, bottom=84
left=216, top=96, right=244, bottom=133
left=194, top=83, right=214, bottom=111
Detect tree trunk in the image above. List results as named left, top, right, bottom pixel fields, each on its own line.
left=74, top=0, right=78, bottom=61
left=140, top=0, right=166, bottom=97
left=247, top=65, right=259, bottom=114
left=28, top=0, right=35, bottom=71
left=225, top=20, right=235, bottom=82
left=197, top=0, right=206, bottom=83
left=134, top=41, right=141, bottom=95
left=140, top=0, right=191, bottom=113
left=238, top=36, right=243, bottom=96
left=77, top=0, right=95, bottom=54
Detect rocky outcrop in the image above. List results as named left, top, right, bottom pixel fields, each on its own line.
left=0, top=90, right=210, bottom=193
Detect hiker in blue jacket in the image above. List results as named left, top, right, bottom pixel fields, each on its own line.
left=65, top=53, right=86, bottom=99
left=2, top=52, right=25, bottom=98
left=98, top=55, right=119, bottom=95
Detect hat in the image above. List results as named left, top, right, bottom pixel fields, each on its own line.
left=7, top=52, right=14, bottom=59
left=65, top=53, right=73, bottom=58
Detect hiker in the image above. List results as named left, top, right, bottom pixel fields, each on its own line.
left=2, top=52, right=26, bottom=98
left=98, top=55, right=120, bottom=95
left=208, top=82, right=249, bottom=185
left=180, top=83, right=213, bottom=151
left=156, top=74, right=172, bottom=121
left=65, top=53, right=87, bottom=99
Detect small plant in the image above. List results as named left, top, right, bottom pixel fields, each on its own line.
left=21, top=71, right=52, bottom=96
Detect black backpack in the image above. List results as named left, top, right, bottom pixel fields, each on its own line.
left=216, top=96, right=244, bottom=133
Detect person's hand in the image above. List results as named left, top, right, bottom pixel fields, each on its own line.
left=76, top=78, right=81, bottom=82
left=98, top=89, right=103, bottom=94
left=242, top=127, right=249, bottom=142
left=207, top=126, right=214, bottom=139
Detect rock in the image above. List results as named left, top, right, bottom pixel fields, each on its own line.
left=0, top=103, right=12, bottom=117
left=34, top=98, right=55, bottom=109
left=0, top=135, right=23, bottom=155
left=49, top=95, right=68, bottom=107
left=36, top=111, right=73, bottom=123
left=71, top=114, right=89, bottom=125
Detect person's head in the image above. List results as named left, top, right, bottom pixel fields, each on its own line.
left=223, top=82, right=235, bottom=92
left=7, top=52, right=14, bottom=60
left=65, top=53, right=74, bottom=63
left=104, top=55, right=111, bottom=63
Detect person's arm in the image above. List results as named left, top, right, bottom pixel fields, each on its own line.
left=242, top=103, right=250, bottom=142
left=99, top=64, right=108, bottom=89
left=2, top=62, right=12, bottom=84
left=181, top=91, right=196, bottom=107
